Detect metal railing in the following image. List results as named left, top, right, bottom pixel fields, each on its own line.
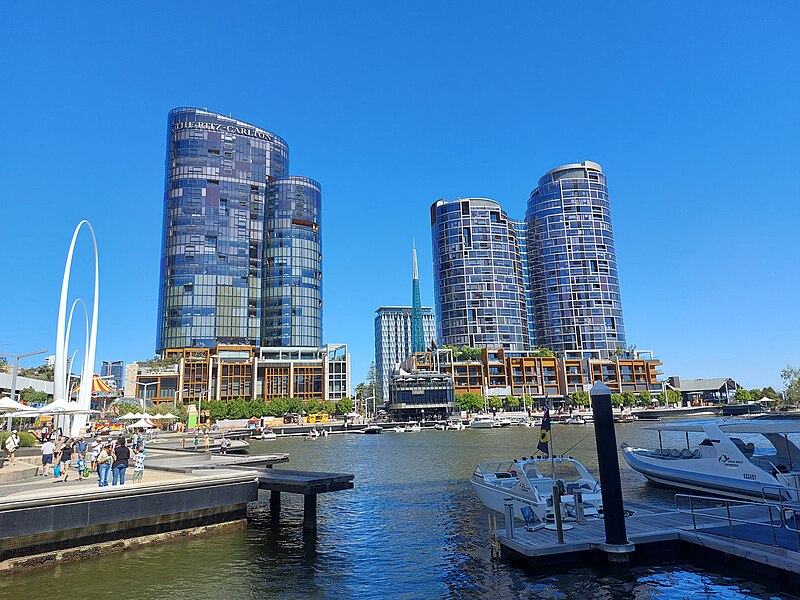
left=675, top=493, right=783, bottom=546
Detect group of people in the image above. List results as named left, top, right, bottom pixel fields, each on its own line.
left=178, top=428, right=229, bottom=453
left=39, top=432, right=147, bottom=486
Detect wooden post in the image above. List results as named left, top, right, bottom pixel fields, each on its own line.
left=270, top=490, right=281, bottom=514
left=303, top=494, right=317, bottom=530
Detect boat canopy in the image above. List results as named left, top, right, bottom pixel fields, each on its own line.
left=643, top=419, right=800, bottom=434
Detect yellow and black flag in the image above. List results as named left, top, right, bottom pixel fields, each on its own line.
left=537, top=407, right=551, bottom=456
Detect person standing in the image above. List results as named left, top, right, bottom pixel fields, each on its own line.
left=40, top=438, right=55, bottom=476
left=204, top=432, right=211, bottom=452
left=4, top=430, right=20, bottom=466
left=97, top=443, right=112, bottom=487
left=219, top=434, right=229, bottom=455
left=90, top=439, right=101, bottom=472
left=111, top=439, right=130, bottom=486
left=132, top=448, right=146, bottom=482
left=76, top=436, right=88, bottom=461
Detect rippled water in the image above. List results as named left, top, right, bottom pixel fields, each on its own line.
left=1, top=423, right=797, bottom=599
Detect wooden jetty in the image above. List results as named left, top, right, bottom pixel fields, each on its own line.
left=258, top=468, right=354, bottom=530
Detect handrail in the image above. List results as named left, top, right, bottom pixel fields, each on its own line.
left=675, top=493, right=783, bottom=545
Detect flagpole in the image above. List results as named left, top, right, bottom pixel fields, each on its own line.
left=548, top=395, right=555, bottom=480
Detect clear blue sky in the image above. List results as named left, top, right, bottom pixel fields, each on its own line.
left=1, top=2, right=798, bottom=390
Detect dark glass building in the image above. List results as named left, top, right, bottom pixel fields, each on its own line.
left=430, top=198, right=529, bottom=351
left=262, top=176, right=323, bottom=347
left=525, top=161, right=626, bottom=359
left=157, top=107, right=322, bottom=351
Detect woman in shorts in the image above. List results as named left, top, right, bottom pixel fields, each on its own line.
left=56, top=439, right=74, bottom=482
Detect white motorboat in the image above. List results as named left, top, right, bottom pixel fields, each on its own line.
left=564, top=415, right=588, bottom=425
left=494, top=417, right=512, bottom=427
left=434, top=423, right=446, bottom=431
left=363, top=423, right=383, bottom=434
left=252, top=427, right=277, bottom=440
left=470, top=416, right=496, bottom=429
left=406, top=422, right=421, bottom=432
left=614, top=409, right=636, bottom=423
left=622, top=419, right=800, bottom=502
left=471, top=456, right=603, bottom=526
left=446, top=418, right=466, bottom=431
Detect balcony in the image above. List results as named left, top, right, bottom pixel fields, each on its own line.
left=139, top=364, right=180, bottom=376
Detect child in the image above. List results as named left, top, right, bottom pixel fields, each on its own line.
left=133, top=449, right=146, bottom=482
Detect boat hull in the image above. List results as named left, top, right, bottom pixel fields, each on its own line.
left=622, top=448, right=790, bottom=502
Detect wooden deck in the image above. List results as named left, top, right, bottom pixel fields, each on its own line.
left=499, top=501, right=800, bottom=574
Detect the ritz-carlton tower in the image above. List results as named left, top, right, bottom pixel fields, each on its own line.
left=156, top=107, right=323, bottom=352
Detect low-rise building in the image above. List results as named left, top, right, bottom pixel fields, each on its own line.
left=388, top=370, right=456, bottom=421
left=134, top=344, right=350, bottom=406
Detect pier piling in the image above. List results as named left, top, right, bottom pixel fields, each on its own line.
left=590, top=381, right=635, bottom=561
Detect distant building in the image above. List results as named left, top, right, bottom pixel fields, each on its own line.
left=430, top=198, right=529, bottom=350
left=526, top=161, right=626, bottom=359
left=134, top=344, right=350, bottom=405
left=667, top=376, right=740, bottom=404
left=45, top=355, right=56, bottom=367
left=388, top=370, right=456, bottom=421
left=101, top=360, right=124, bottom=390
left=375, top=306, right=436, bottom=401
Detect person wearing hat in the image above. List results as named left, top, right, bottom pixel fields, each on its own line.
left=76, top=436, right=88, bottom=462
left=4, top=430, right=20, bottom=466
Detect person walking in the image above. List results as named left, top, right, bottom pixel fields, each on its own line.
left=132, top=448, right=146, bottom=482
left=204, top=432, right=211, bottom=452
left=219, top=434, right=229, bottom=455
left=40, top=438, right=55, bottom=476
left=56, top=438, right=74, bottom=482
left=4, top=430, right=20, bottom=466
left=111, top=438, right=130, bottom=486
left=97, top=442, right=112, bottom=487
left=193, top=433, right=199, bottom=451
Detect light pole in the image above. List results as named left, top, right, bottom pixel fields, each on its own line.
left=137, top=381, right=158, bottom=412
left=198, top=389, right=208, bottom=424
left=176, top=388, right=189, bottom=408
left=0, top=348, right=48, bottom=431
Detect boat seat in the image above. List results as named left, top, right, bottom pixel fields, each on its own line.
left=670, top=449, right=682, bottom=458
left=680, top=449, right=694, bottom=459
left=692, top=449, right=701, bottom=458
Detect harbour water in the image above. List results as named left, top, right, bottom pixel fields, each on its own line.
left=0, top=422, right=797, bottom=599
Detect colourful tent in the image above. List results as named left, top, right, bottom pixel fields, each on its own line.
left=71, top=374, right=121, bottom=399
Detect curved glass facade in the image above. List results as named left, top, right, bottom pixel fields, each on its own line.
left=157, top=107, right=290, bottom=351
left=525, top=161, right=626, bottom=358
left=431, top=198, right=529, bottom=350
left=262, top=177, right=323, bottom=347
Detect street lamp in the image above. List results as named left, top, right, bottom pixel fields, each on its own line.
left=137, top=381, right=158, bottom=412
left=0, top=348, right=48, bottom=430
left=176, top=388, right=189, bottom=408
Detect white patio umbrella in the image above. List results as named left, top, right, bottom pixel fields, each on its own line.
left=140, top=412, right=155, bottom=419
left=152, top=412, right=178, bottom=420
left=126, top=418, right=153, bottom=429
left=118, top=412, right=139, bottom=420
left=0, top=396, right=36, bottom=413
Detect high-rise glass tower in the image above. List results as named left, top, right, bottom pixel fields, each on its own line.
left=525, top=161, right=626, bottom=358
left=157, top=107, right=321, bottom=351
left=430, top=198, right=529, bottom=350
left=374, top=306, right=436, bottom=401
left=262, top=176, right=323, bottom=347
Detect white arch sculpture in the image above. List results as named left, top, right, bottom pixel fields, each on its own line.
left=53, top=220, right=99, bottom=437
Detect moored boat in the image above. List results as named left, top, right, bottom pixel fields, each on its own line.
left=622, top=419, right=800, bottom=502
left=363, top=423, right=383, bottom=434
left=469, top=416, right=496, bottom=429
left=471, top=456, right=603, bottom=525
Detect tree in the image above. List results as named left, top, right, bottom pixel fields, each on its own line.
left=749, top=389, right=763, bottom=401
left=734, top=388, right=752, bottom=404
left=570, top=390, right=590, bottom=408
left=762, top=386, right=780, bottom=401
left=18, top=364, right=55, bottom=382
left=667, top=389, right=682, bottom=406
left=286, top=397, right=304, bottom=414
left=305, top=399, right=321, bottom=415
left=610, top=393, right=623, bottom=408
left=781, top=366, right=800, bottom=406
left=336, top=397, right=353, bottom=415
left=247, top=398, right=266, bottom=419
left=366, top=362, right=381, bottom=402
left=620, top=391, right=636, bottom=407
left=488, top=396, right=503, bottom=411
left=504, top=396, right=521, bottom=410
left=456, top=392, right=483, bottom=414
left=639, top=389, right=652, bottom=405
left=19, top=387, right=49, bottom=405
left=531, top=347, right=554, bottom=357
left=321, top=400, right=337, bottom=415
left=206, top=400, right=228, bottom=420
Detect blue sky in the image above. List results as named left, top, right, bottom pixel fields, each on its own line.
left=1, top=2, right=798, bottom=389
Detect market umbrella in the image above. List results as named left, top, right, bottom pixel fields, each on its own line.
left=0, top=396, right=35, bottom=414
left=140, top=412, right=155, bottom=419
left=118, top=412, right=139, bottom=420
left=126, top=418, right=153, bottom=429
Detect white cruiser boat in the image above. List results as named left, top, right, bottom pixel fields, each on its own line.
left=470, top=416, right=496, bottom=429
left=471, top=456, right=603, bottom=525
left=622, top=419, right=800, bottom=502
left=494, top=417, right=512, bottom=427
left=446, top=418, right=466, bottom=431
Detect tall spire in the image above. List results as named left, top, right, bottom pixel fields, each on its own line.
left=411, top=240, right=425, bottom=353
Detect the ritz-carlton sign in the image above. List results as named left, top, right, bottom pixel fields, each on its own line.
left=172, top=120, right=273, bottom=141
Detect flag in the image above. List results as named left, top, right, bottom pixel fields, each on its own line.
left=537, top=407, right=551, bottom=455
